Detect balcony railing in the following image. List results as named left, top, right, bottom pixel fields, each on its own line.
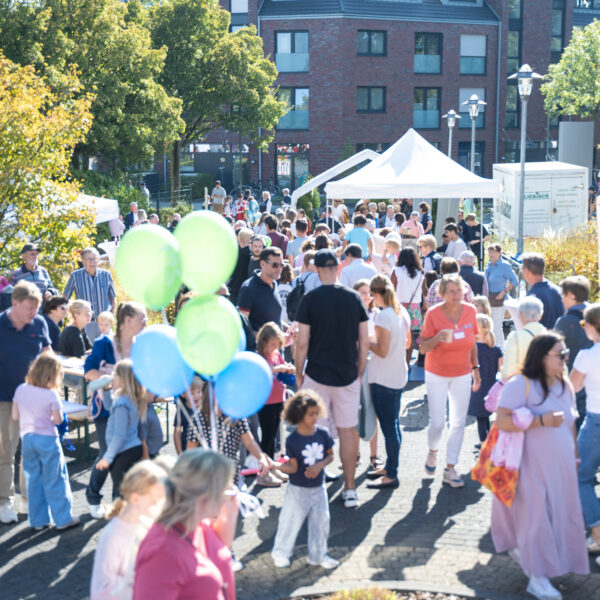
left=460, top=56, right=486, bottom=75
left=413, top=110, right=440, bottom=129
left=414, top=54, right=441, bottom=74
left=277, top=110, right=309, bottom=130
left=275, top=53, right=309, bottom=73
left=459, top=112, right=485, bottom=129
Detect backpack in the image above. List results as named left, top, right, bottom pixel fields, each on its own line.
left=431, top=253, right=443, bottom=275
left=259, top=198, right=269, bottom=213
left=286, top=274, right=308, bottom=321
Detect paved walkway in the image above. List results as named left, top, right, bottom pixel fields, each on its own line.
left=1, top=379, right=599, bottom=600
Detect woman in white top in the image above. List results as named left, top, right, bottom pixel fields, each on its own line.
left=570, top=303, right=600, bottom=556
left=366, top=274, right=411, bottom=490
left=391, top=247, right=424, bottom=363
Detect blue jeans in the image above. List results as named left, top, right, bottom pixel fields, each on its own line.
left=21, top=434, right=74, bottom=528
left=86, top=417, right=108, bottom=505
left=369, top=383, right=402, bottom=480
left=578, top=412, right=600, bottom=529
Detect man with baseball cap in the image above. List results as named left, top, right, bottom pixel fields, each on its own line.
left=295, top=249, right=369, bottom=508
left=9, top=243, right=56, bottom=301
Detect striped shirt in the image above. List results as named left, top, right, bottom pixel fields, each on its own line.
left=63, top=268, right=116, bottom=318
left=9, top=264, right=54, bottom=294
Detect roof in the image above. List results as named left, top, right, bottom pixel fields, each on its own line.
left=492, top=161, right=587, bottom=174
left=260, top=0, right=499, bottom=24
left=572, top=9, right=600, bottom=28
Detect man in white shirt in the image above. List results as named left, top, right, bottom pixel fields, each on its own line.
left=384, top=204, right=396, bottom=228
left=339, top=244, right=377, bottom=289
left=211, top=180, right=226, bottom=214
left=444, top=223, right=468, bottom=260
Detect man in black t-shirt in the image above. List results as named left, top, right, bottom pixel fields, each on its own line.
left=295, top=249, right=369, bottom=509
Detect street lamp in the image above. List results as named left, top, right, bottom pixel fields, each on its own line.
left=442, top=109, right=461, bottom=158
left=461, top=94, right=486, bottom=267
left=508, top=64, right=543, bottom=255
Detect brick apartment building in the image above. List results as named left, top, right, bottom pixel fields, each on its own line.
left=182, top=0, right=599, bottom=192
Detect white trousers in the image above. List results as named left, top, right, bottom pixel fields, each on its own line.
left=425, top=371, right=472, bottom=466
left=272, top=483, right=330, bottom=562
left=490, top=305, right=505, bottom=348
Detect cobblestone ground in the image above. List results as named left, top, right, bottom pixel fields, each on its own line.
left=1, top=379, right=599, bottom=600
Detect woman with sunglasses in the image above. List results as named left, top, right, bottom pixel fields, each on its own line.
left=492, top=333, right=588, bottom=600
left=569, top=304, right=600, bottom=563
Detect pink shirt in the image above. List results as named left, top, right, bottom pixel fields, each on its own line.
left=13, top=383, right=61, bottom=437
left=265, top=350, right=285, bottom=405
left=133, top=521, right=235, bottom=600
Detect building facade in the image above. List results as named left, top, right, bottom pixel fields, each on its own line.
left=187, top=0, right=596, bottom=190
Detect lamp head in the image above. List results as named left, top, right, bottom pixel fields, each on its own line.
left=442, top=109, right=461, bottom=129
left=508, top=64, right=543, bottom=99
left=461, top=94, right=486, bottom=119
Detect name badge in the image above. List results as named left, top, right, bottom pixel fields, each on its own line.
left=453, top=331, right=465, bottom=340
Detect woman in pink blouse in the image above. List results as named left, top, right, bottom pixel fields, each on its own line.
left=133, top=449, right=238, bottom=600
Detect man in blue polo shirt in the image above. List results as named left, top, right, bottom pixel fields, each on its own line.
left=237, top=246, right=283, bottom=331
left=0, top=281, right=51, bottom=523
left=522, top=252, right=564, bottom=329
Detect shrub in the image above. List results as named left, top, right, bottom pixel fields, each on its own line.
left=158, top=201, right=194, bottom=227
left=296, top=174, right=322, bottom=222
left=530, top=220, right=598, bottom=301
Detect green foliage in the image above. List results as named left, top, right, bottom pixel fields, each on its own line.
left=542, top=20, right=600, bottom=119
left=0, top=53, right=95, bottom=287
left=296, top=174, right=322, bottom=221
left=0, top=0, right=184, bottom=170
left=181, top=173, right=214, bottom=200
left=158, top=201, right=193, bottom=226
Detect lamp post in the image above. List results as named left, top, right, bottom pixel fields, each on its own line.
left=508, top=64, right=543, bottom=255
left=442, top=109, right=461, bottom=158
left=462, top=94, right=486, bottom=266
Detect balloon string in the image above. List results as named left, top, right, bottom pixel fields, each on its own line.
left=208, top=380, right=218, bottom=452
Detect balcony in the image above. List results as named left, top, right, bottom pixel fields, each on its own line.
left=277, top=110, right=309, bottom=130
left=413, top=110, right=439, bottom=129
left=275, top=52, right=309, bottom=73
left=460, top=56, right=486, bottom=75
left=414, top=55, right=441, bottom=74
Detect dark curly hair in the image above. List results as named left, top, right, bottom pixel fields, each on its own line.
left=282, top=389, right=326, bottom=426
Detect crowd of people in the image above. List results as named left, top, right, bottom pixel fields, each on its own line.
left=0, top=185, right=598, bottom=600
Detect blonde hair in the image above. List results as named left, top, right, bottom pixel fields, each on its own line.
left=97, top=311, right=114, bottom=328
left=472, top=295, right=491, bottom=317
left=256, top=321, right=284, bottom=357
left=438, top=273, right=466, bottom=296
left=107, top=459, right=169, bottom=519
left=25, top=353, right=63, bottom=390
left=369, top=273, right=401, bottom=314
left=67, top=299, right=92, bottom=325
left=12, top=280, right=42, bottom=305
left=114, top=359, right=147, bottom=421
left=158, top=448, right=233, bottom=534
left=115, top=301, right=145, bottom=357
left=476, top=313, right=495, bottom=348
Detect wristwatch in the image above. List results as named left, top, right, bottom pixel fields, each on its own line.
left=472, top=365, right=480, bottom=370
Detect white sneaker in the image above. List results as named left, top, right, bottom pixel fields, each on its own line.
left=88, top=503, right=106, bottom=519
left=271, top=553, right=290, bottom=568
left=308, top=555, right=340, bottom=569
left=231, top=558, right=244, bottom=572
left=341, top=488, right=359, bottom=508
left=526, top=576, right=562, bottom=600
left=0, top=501, right=18, bottom=524
left=443, top=467, right=464, bottom=488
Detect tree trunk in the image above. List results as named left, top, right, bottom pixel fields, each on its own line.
left=71, top=146, right=82, bottom=171
left=170, top=140, right=181, bottom=198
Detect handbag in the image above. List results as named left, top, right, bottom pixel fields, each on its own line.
left=358, top=365, right=377, bottom=441
left=471, top=376, right=529, bottom=507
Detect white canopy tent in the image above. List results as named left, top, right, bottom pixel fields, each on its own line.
left=79, top=193, right=119, bottom=225
left=291, top=149, right=379, bottom=209
left=325, top=129, right=501, bottom=199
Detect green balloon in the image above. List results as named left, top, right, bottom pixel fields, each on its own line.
left=115, top=225, right=182, bottom=310
left=175, top=295, right=242, bottom=376
left=175, top=211, right=238, bottom=294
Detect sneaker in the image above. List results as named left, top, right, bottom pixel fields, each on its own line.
left=307, top=555, right=340, bottom=569
left=0, top=501, right=18, bottom=524
left=443, top=467, right=464, bottom=488
left=271, top=553, right=290, bottom=568
left=341, top=488, right=359, bottom=508
left=62, top=438, right=76, bottom=452
left=586, top=536, right=600, bottom=553
left=424, top=450, right=437, bottom=475
left=256, top=473, right=281, bottom=488
left=526, top=575, right=562, bottom=600
left=88, top=503, right=106, bottom=519
left=232, top=558, right=244, bottom=572
left=56, top=518, right=80, bottom=531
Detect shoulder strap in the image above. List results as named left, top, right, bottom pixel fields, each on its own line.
left=524, top=375, right=529, bottom=401
left=407, top=271, right=423, bottom=304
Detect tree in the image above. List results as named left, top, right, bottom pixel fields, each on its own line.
left=150, top=0, right=287, bottom=192
left=542, top=20, right=600, bottom=120
left=0, top=0, right=184, bottom=171
left=0, top=53, right=96, bottom=286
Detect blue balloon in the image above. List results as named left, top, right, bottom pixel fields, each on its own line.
left=237, top=328, right=247, bottom=353
left=214, top=352, right=273, bottom=419
left=131, top=325, right=195, bottom=398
